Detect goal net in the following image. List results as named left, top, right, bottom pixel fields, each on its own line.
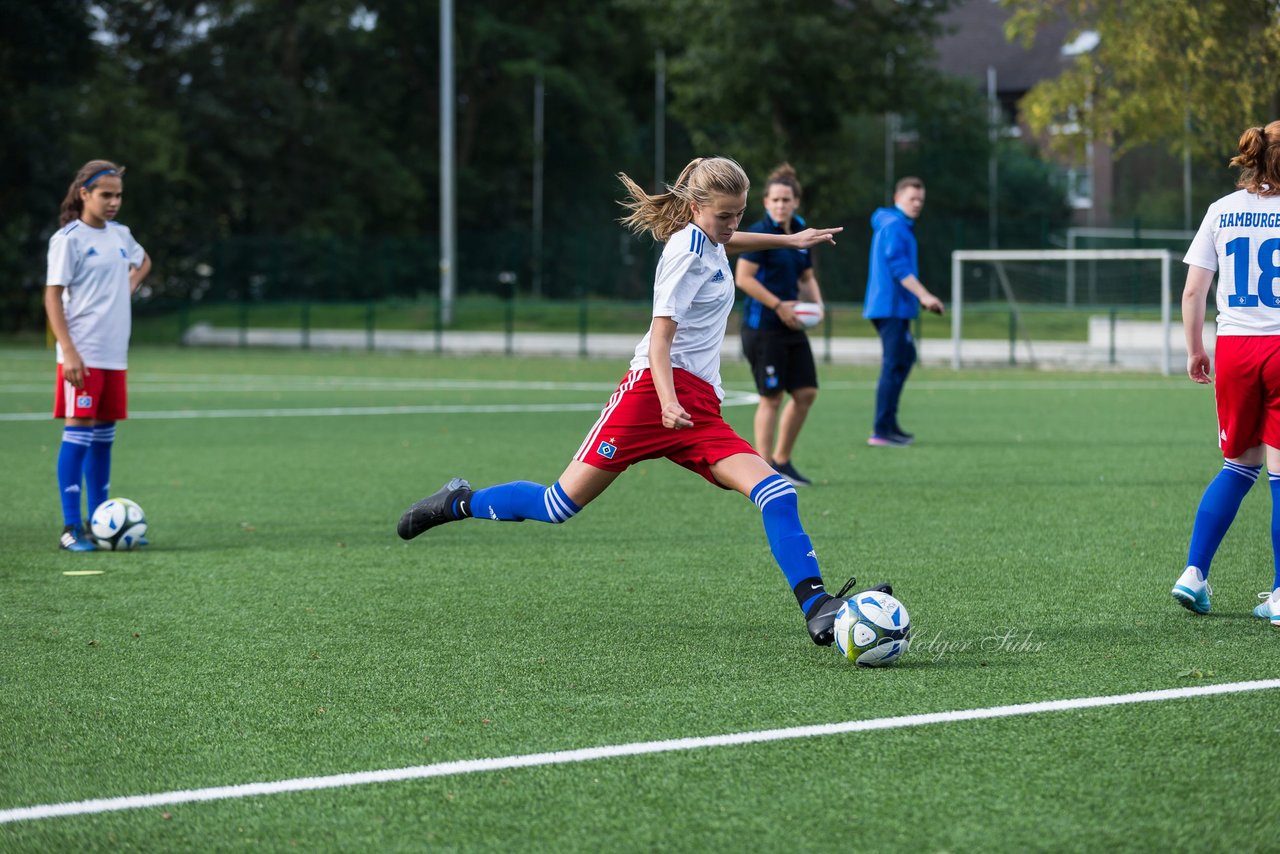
left=948, top=248, right=1177, bottom=374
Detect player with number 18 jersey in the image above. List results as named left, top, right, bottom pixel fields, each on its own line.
left=1184, top=186, right=1280, bottom=458
left=1172, top=121, right=1280, bottom=623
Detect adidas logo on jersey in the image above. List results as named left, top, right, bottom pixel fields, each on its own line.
left=710, top=270, right=725, bottom=283
left=86, top=248, right=98, bottom=257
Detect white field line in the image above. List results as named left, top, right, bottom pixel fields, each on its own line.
left=3, top=679, right=1277, bottom=825
left=0, top=391, right=761, bottom=422
left=0, top=378, right=1192, bottom=394
left=0, top=377, right=623, bottom=393
left=0, top=378, right=759, bottom=421
left=0, top=403, right=602, bottom=422
left=819, top=379, right=1192, bottom=391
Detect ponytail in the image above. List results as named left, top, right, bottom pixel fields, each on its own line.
left=1230, top=122, right=1280, bottom=197
left=764, top=162, right=802, bottom=201
left=617, top=157, right=749, bottom=241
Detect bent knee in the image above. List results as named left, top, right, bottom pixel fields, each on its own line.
left=791, top=388, right=818, bottom=407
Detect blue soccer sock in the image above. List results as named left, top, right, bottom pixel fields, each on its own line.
left=57, top=426, right=94, bottom=527
left=1186, top=460, right=1261, bottom=578
left=1270, top=472, right=1280, bottom=592
left=751, top=474, right=824, bottom=612
left=469, top=481, right=581, bottom=523
left=85, top=422, right=115, bottom=514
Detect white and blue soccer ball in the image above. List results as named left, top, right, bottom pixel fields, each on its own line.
left=833, top=590, right=911, bottom=667
left=90, top=497, right=148, bottom=551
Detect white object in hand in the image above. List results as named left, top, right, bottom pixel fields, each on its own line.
left=792, top=302, right=824, bottom=328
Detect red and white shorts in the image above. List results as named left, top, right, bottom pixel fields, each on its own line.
left=54, top=365, right=128, bottom=421
left=573, top=368, right=758, bottom=487
left=1214, top=335, right=1280, bottom=459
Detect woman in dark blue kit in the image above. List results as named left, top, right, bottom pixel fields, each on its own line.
left=733, top=163, right=826, bottom=486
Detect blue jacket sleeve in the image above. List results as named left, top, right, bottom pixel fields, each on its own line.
left=884, top=223, right=915, bottom=283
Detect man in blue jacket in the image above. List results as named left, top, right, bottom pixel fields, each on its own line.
left=863, top=177, right=944, bottom=447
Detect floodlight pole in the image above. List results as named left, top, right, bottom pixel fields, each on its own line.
left=439, top=0, right=456, bottom=324
left=655, top=48, right=666, bottom=191
left=884, top=53, right=895, bottom=205
left=532, top=74, right=545, bottom=298
left=1182, top=109, right=1193, bottom=231
left=987, top=66, right=998, bottom=249
left=1161, top=252, right=1171, bottom=376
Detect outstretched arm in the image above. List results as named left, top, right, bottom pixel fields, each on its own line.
left=726, top=226, right=842, bottom=255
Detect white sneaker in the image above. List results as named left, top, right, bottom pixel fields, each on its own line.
left=1171, top=566, right=1211, bottom=614
left=1252, top=589, right=1280, bottom=627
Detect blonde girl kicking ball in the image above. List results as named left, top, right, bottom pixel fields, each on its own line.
left=398, top=157, right=892, bottom=646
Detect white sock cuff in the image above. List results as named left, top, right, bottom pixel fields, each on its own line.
left=1223, top=460, right=1262, bottom=482
left=61, top=427, right=93, bottom=447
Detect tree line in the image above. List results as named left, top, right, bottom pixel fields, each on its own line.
left=4, top=0, right=1084, bottom=330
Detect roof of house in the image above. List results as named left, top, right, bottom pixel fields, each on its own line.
left=933, top=0, right=1083, bottom=94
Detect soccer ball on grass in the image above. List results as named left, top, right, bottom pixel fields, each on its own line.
left=90, top=497, right=148, bottom=551
left=833, top=590, right=911, bottom=667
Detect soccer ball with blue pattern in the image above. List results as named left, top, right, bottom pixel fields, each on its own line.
left=90, top=497, right=148, bottom=551
left=833, top=590, right=911, bottom=667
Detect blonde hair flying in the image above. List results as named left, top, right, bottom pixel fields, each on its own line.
left=617, top=157, right=750, bottom=241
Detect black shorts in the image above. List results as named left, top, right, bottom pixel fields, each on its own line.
left=740, top=327, right=818, bottom=397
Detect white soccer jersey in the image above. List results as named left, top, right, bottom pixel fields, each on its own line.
left=630, top=223, right=736, bottom=399
left=47, top=220, right=144, bottom=369
left=1184, top=188, right=1280, bottom=336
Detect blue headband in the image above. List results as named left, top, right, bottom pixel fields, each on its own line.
left=83, top=169, right=118, bottom=189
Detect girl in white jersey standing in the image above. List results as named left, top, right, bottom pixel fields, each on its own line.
left=1172, top=121, right=1280, bottom=625
left=45, top=159, right=152, bottom=551
left=398, top=157, right=890, bottom=646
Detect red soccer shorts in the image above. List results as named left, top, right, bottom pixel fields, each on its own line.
left=54, top=365, right=128, bottom=421
left=1213, top=335, right=1280, bottom=459
left=573, top=368, right=758, bottom=487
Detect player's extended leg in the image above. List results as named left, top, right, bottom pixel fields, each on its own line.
left=470, top=460, right=617, bottom=523
left=710, top=452, right=884, bottom=646
left=397, top=461, right=619, bottom=539
left=1172, top=447, right=1263, bottom=614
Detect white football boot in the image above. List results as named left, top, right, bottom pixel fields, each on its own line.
left=1171, top=566, right=1211, bottom=614
left=1252, top=589, right=1280, bottom=627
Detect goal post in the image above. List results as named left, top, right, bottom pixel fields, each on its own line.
left=949, top=248, right=1175, bottom=374
left=1065, top=228, right=1194, bottom=306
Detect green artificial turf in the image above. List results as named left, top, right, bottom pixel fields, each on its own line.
left=1, top=345, right=1276, bottom=851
